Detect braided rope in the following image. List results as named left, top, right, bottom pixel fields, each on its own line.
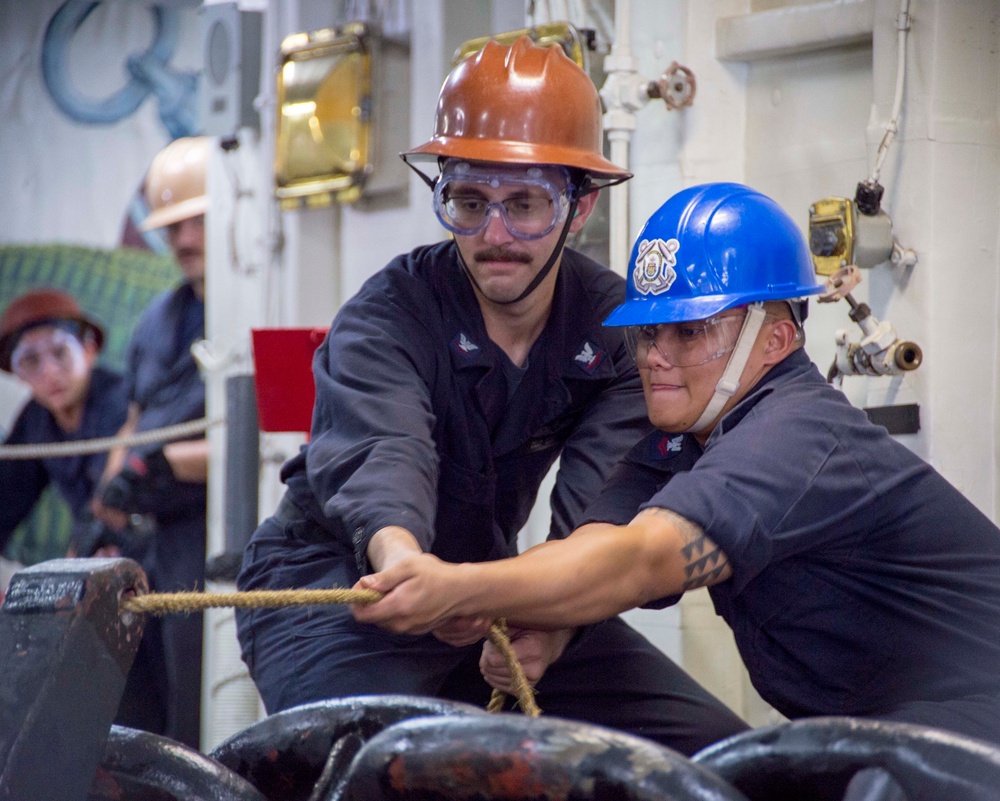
left=0, top=417, right=222, bottom=460
left=122, top=588, right=540, bottom=717
left=121, top=587, right=376, bottom=614
left=485, top=619, right=541, bottom=717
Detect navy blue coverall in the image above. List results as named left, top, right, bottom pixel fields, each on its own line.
left=123, top=281, right=207, bottom=749
left=237, top=241, right=749, bottom=756
left=584, top=348, right=1000, bottom=746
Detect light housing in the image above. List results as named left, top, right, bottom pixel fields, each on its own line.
left=274, top=22, right=408, bottom=208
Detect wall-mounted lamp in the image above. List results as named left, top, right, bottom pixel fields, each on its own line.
left=452, top=21, right=593, bottom=70
left=274, top=22, right=408, bottom=209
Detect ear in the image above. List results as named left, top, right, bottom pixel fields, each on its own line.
left=569, top=189, right=600, bottom=233
left=82, top=337, right=100, bottom=368
left=762, top=318, right=800, bottom=366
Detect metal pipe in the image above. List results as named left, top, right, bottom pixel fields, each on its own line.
left=602, top=0, right=635, bottom=276
left=224, top=373, right=260, bottom=557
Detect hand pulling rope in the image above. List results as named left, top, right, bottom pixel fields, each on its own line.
left=122, top=587, right=540, bottom=717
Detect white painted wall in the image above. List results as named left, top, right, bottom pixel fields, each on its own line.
left=0, top=0, right=201, bottom=246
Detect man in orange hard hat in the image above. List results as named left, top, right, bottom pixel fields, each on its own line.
left=235, top=38, right=749, bottom=755
left=94, top=136, right=211, bottom=750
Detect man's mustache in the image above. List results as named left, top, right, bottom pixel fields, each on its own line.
left=473, top=248, right=532, bottom=264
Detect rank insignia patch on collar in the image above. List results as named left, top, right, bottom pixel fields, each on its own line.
left=574, top=340, right=604, bottom=374
left=654, top=434, right=685, bottom=457
left=450, top=332, right=480, bottom=357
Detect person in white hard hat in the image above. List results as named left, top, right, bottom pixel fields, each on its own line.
left=93, top=136, right=212, bottom=750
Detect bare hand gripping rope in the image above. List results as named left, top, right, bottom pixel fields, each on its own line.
left=122, top=587, right=541, bottom=717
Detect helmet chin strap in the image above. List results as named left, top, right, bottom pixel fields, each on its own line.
left=456, top=198, right=580, bottom=306
left=685, top=303, right=768, bottom=435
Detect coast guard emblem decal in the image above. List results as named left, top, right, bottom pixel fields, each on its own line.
left=633, top=238, right=680, bottom=295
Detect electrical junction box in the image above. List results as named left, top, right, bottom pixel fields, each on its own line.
left=808, top=196, right=894, bottom=276
left=199, top=2, right=262, bottom=136
left=864, top=403, right=920, bottom=435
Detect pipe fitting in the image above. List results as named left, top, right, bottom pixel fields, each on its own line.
left=833, top=316, right=923, bottom=377
left=892, top=341, right=922, bottom=371
left=648, top=61, right=697, bottom=110
left=600, top=69, right=651, bottom=118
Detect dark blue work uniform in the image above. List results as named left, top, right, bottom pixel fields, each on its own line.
left=585, top=348, right=1000, bottom=746
left=124, top=281, right=207, bottom=750
left=0, top=366, right=128, bottom=549
left=237, top=241, right=749, bottom=755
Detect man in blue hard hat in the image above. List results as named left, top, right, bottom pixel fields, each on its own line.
left=353, top=182, right=1000, bottom=747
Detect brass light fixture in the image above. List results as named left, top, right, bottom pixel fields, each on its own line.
left=275, top=22, right=408, bottom=208
left=452, top=21, right=591, bottom=70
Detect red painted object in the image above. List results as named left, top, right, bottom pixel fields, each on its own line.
left=251, top=328, right=328, bottom=433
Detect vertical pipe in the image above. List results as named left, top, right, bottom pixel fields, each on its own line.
left=202, top=373, right=262, bottom=751
left=603, top=0, right=635, bottom=276
left=224, top=373, right=259, bottom=557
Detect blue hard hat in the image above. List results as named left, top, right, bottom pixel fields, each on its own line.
left=604, top=182, right=825, bottom=326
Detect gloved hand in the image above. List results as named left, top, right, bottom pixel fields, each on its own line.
left=70, top=512, right=156, bottom=559
left=99, top=447, right=175, bottom=515
left=69, top=515, right=124, bottom=558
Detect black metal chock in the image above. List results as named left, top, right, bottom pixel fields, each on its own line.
left=0, top=557, right=147, bottom=801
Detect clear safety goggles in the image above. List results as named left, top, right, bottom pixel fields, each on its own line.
left=626, top=312, right=748, bottom=368
left=432, top=162, right=574, bottom=241
left=10, top=327, right=87, bottom=380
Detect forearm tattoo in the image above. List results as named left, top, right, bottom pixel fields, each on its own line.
left=645, top=508, right=730, bottom=590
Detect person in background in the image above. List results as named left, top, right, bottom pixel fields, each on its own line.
left=353, top=182, right=1000, bottom=749
left=236, top=38, right=748, bottom=756
left=93, top=135, right=212, bottom=750
left=0, top=288, right=130, bottom=561
left=0, top=287, right=162, bottom=731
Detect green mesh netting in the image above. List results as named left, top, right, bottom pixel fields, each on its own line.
left=1, top=244, right=179, bottom=564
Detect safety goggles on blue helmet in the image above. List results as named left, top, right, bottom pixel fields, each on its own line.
left=625, top=312, right=748, bottom=368
left=606, top=182, right=827, bottom=434
left=433, top=161, right=574, bottom=241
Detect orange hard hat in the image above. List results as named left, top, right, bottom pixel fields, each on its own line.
left=0, top=289, right=104, bottom=372
left=142, top=136, right=210, bottom=231
left=402, top=36, right=630, bottom=186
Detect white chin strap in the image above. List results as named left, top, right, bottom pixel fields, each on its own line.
left=685, top=303, right=768, bottom=435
